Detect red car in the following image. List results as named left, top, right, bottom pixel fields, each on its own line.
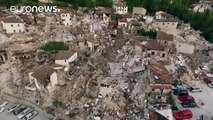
left=173, top=109, right=193, bottom=120
left=204, top=78, right=213, bottom=88
left=178, top=95, right=194, bottom=102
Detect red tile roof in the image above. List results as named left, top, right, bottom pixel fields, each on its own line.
left=55, top=51, right=76, bottom=60
left=149, top=63, right=174, bottom=84
left=147, top=40, right=165, bottom=51
left=156, top=31, right=174, bottom=41
left=119, top=18, right=127, bottom=22
left=96, top=7, right=112, bottom=15
left=149, top=111, right=158, bottom=120
left=1, top=16, right=23, bottom=23
left=31, top=65, right=55, bottom=81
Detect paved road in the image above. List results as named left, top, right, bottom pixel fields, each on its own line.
left=0, top=92, right=54, bottom=120
left=0, top=102, right=50, bottom=120
left=188, top=84, right=213, bottom=120
left=173, top=83, right=213, bottom=120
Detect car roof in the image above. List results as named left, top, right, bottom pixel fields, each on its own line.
left=205, top=78, right=212, bottom=82
left=186, top=95, right=194, bottom=98
left=182, top=109, right=192, bottom=114
left=25, top=112, right=33, bottom=117
left=180, top=95, right=193, bottom=98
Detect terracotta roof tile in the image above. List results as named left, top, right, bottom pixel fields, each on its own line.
left=1, top=16, right=23, bottom=23
left=157, top=12, right=173, bottom=18
left=156, top=31, right=174, bottom=41
left=31, top=65, right=55, bottom=81
left=55, top=51, right=76, bottom=60
left=149, top=63, right=174, bottom=84
left=147, top=40, right=165, bottom=51
left=119, top=18, right=127, bottom=22
left=96, top=7, right=112, bottom=15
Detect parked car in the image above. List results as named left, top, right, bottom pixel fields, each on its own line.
left=204, top=78, right=213, bottom=88
left=172, top=80, right=183, bottom=86
left=17, top=107, right=34, bottom=119
left=13, top=105, right=26, bottom=115
left=0, top=101, right=8, bottom=108
left=188, top=86, right=202, bottom=92
left=8, top=104, right=20, bottom=113
left=181, top=101, right=197, bottom=108
left=172, top=85, right=187, bottom=90
left=0, top=107, right=5, bottom=113
left=173, top=109, right=193, bottom=120
left=24, top=111, right=38, bottom=120
left=178, top=95, right=195, bottom=102
left=173, top=89, right=189, bottom=96
left=172, top=80, right=185, bottom=90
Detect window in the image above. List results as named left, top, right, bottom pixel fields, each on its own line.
left=11, top=24, right=13, bottom=27
left=18, top=24, right=20, bottom=27
left=162, top=53, right=165, bottom=58
left=13, top=30, right=16, bottom=33
left=147, top=54, right=150, bottom=57
left=172, top=23, right=174, bottom=25
left=151, top=52, right=155, bottom=55
left=62, top=14, right=65, bottom=17
left=84, top=40, right=88, bottom=45
left=66, top=14, right=67, bottom=17
left=19, top=30, right=21, bottom=33
left=162, top=23, right=165, bottom=25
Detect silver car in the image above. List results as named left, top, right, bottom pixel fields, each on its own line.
left=24, top=111, right=38, bottom=120
left=17, top=107, right=34, bottom=119
left=8, top=104, right=20, bottom=113
left=189, top=86, right=202, bottom=92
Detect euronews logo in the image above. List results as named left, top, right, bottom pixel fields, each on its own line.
left=10, top=6, right=60, bottom=13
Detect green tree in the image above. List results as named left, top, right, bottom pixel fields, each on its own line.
left=95, top=0, right=113, bottom=7
left=127, top=0, right=213, bottom=43
left=22, top=0, right=38, bottom=6
left=0, top=0, right=21, bottom=7
left=111, top=13, right=122, bottom=20
left=137, top=28, right=157, bottom=39
left=53, top=99, right=64, bottom=108
left=41, top=41, right=69, bottom=51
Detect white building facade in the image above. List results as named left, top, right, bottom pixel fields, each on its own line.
left=27, top=65, right=58, bottom=92
left=61, top=13, right=72, bottom=26
left=1, top=17, right=25, bottom=34
left=114, top=4, right=128, bottom=15
left=55, top=52, right=78, bottom=66
left=153, top=20, right=178, bottom=30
